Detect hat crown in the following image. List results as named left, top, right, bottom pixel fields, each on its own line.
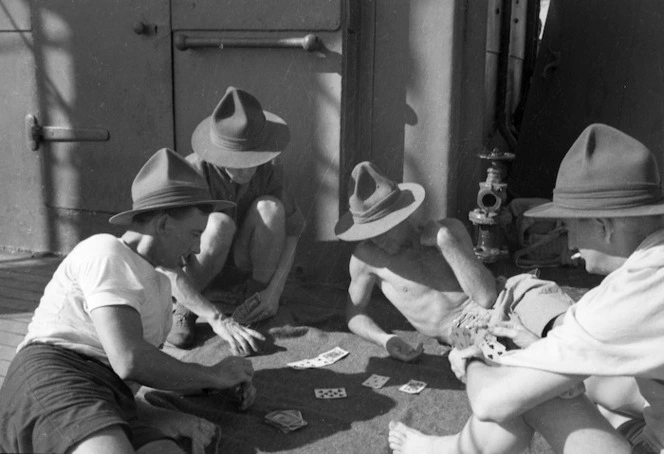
left=131, top=148, right=212, bottom=211
left=209, top=87, right=267, bottom=151
left=553, top=124, right=662, bottom=210
left=348, top=162, right=401, bottom=219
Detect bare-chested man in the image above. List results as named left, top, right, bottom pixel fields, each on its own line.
left=334, top=161, right=574, bottom=362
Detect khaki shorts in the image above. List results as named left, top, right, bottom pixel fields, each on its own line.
left=450, top=272, right=574, bottom=349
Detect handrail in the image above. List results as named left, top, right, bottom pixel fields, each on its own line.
left=175, top=34, right=322, bottom=52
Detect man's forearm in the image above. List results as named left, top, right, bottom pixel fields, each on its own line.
left=126, top=343, right=221, bottom=392
left=161, top=267, right=225, bottom=322
left=347, top=311, right=392, bottom=348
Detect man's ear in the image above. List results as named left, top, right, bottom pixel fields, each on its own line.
left=596, top=218, right=614, bottom=243
left=155, top=213, right=171, bottom=236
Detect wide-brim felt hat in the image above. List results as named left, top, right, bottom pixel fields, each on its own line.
left=109, top=148, right=234, bottom=226
left=335, top=161, right=425, bottom=241
left=191, top=86, right=290, bottom=169
left=526, top=123, right=664, bottom=219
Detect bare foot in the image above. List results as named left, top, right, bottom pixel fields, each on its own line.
left=388, top=421, right=458, bottom=454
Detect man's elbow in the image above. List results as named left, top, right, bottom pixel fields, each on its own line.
left=108, top=350, right=144, bottom=381
left=475, top=289, right=498, bottom=309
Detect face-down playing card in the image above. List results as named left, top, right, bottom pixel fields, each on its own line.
left=314, top=388, right=347, bottom=399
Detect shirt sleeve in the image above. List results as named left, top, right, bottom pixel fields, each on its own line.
left=77, top=252, right=145, bottom=315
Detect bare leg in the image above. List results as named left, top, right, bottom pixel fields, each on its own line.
left=69, top=425, right=135, bottom=454
left=523, top=395, right=630, bottom=454
left=184, top=212, right=236, bottom=291
left=388, top=395, right=630, bottom=454
left=584, top=376, right=645, bottom=421
left=388, top=416, right=532, bottom=454
left=234, top=196, right=286, bottom=285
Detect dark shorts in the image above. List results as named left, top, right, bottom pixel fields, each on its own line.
left=0, top=343, right=169, bottom=453
left=617, top=419, right=658, bottom=454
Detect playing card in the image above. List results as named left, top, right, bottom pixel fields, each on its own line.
left=264, top=410, right=307, bottom=433
left=449, top=325, right=474, bottom=349
left=318, top=347, right=349, bottom=363
left=362, top=374, right=390, bottom=389
left=232, top=293, right=261, bottom=324
left=398, top=380, right=427, bottom=394
left=314, top=388, right=347, bottom=399
left=287, top=358, right=319, bottom=369
left=287, top=347, right=349, bottom=370
left=479, top=334, right=507, bottom=361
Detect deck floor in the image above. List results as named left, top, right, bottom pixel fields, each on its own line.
left=0, top=252, right=62, bottom=387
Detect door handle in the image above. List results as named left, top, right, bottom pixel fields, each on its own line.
left=25, top=114, right=110, bottom=151
left=175, top=33, right=322, bottom=52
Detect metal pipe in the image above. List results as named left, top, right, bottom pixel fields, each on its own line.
left=175, top=34, right=322, bottom=52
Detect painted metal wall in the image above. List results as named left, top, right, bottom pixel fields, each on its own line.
left=510, top=0, right=664, bottom=198
left=0, top=0, right=493, bottom=282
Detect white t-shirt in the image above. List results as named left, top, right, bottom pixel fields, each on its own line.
left=498, top=228, right=664, bottom=450
left=18, top=234, right=173, bottom=367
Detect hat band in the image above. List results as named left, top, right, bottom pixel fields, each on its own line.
left=132, top=185, right=213, bottom=211
left=553, top=185, right=663, bottom=210
left=350, top=188, right=402, bottom=224
left=209, top=117, right=268, bottom=152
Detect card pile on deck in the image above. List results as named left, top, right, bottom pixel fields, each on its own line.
left=264, top=410, right=308, bottom=433
left=287, top=347, right=349, bottom=369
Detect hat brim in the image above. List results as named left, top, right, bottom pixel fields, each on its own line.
left=191, top=111, right=289, bottom=169
left=335, top=183, right=426, bottom=241
left=525, top=200, right=664, bottom=219
left=108, top=200, right=234, bottom=226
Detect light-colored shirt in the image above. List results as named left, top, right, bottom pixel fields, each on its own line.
left=18, top=234, right=173, bottom=367
left=498, top=228, right=664, bottom=450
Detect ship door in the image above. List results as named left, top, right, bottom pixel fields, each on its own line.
left=171, top=0, right=345, bottom=275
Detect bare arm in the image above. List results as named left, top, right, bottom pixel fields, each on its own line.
left=465, top=361, right=588, bottom=422
left=160, top=267, right=265, bottom=355
left=253, top=235, right=298, bottom=320
left=421, top=219, right=497, bottom=307
left=346, top=250, right=422, bottom=361
left=90, top=304, right=254, bottom=392
left=346, top=254, right=391, bottom=346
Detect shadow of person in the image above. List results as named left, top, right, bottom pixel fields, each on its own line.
left=153, top=338, right=471, bottom=453
left=144, top=366, right=397, bottom=454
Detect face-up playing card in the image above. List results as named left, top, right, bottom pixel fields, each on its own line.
left=232, top=293, right=261, bottom=324
left=314, top=388, right=347, bottom=399
left=287, top=358, right=319, bottom=369
left=398, top=380, right=427, bottom=394
left=287, top=347, right=350, bottom=370
left=362, top=374, right=390, bottom=389
left=318, top=347, right=349, bottom=363
left=479, top=334, right=507, bottom=361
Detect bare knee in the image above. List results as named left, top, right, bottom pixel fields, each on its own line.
left=253, top=196, right=285, bottom=225
left=137, top=439, right=186, bottom=454
left=203, top=212, right=237, bottom=249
